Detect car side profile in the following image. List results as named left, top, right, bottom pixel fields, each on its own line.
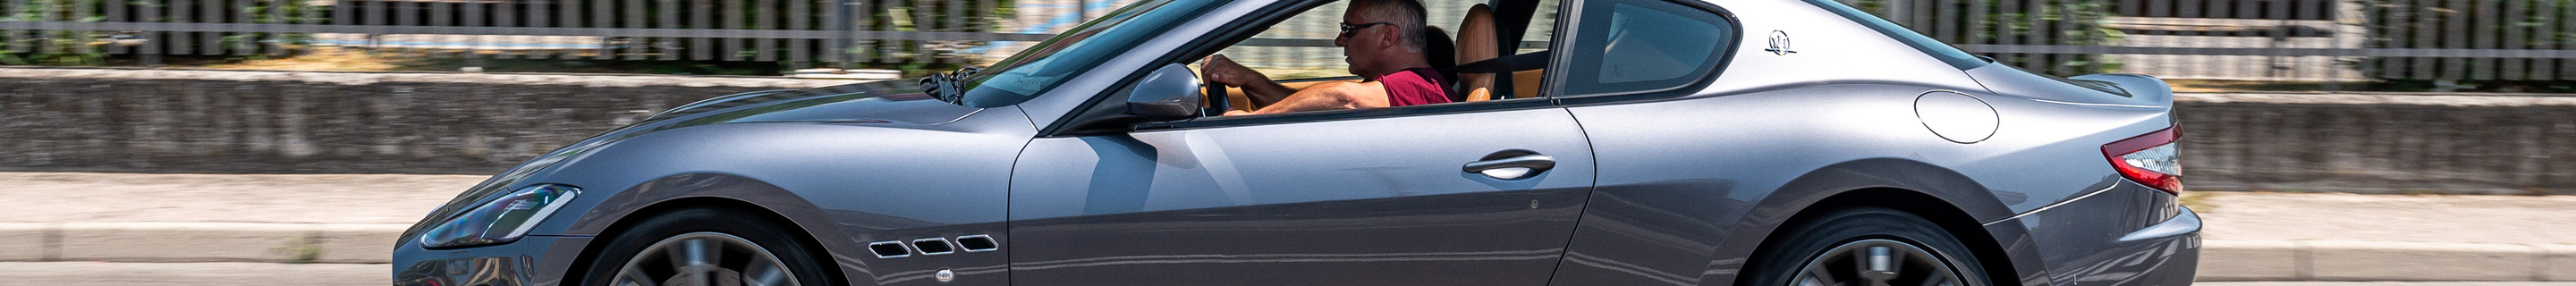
left=391, top=0, right=2201, bottom=284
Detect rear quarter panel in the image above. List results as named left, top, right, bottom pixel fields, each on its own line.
left=1543, top=0, right=2173, bottom=284
left=1968, top=63, right=2197, bottom=286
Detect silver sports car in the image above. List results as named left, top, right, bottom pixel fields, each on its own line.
left=392, top=0, right=2200, bottom=284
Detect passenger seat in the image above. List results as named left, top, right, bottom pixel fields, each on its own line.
left=1454, top=4, right=1546, bottom=101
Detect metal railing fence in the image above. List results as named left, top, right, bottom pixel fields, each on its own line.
left=0, top=0, right=1051, bottom=67
left=1861, top=0, right=2576, bottom=81
left=6, top=0, right=2576, bottom=81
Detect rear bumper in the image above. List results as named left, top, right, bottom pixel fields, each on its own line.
left=2059, top=206, right=2200, bottom=286
left=1986, top=182, right=2201, bottom=286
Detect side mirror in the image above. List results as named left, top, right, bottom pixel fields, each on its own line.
left=1126, top=63, right=1205, bottom=118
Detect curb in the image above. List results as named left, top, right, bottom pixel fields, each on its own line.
left=5, top=223, right=2573, bottom=282
left=0, top=222, right=406, bottom=264
left=2199, top=240, right=2576, bottom=282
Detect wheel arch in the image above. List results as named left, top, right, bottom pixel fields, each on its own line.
left=1722, top=158, right=2032, bottom=286
left=1752, top=188, right=2022, bottom=286
left=561, top=173, right=857, bottom=286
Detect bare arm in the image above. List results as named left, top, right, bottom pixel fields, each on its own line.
left=1227, top=80, right=1388, bottom=115
left=1202, top=55, right=1300, bottom=109
left=1239, top=79, right=1299, bottom=108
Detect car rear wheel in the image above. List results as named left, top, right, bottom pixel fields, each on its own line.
left=1742, top=207, right=1991, bottom=286
left=581, top=208, right=834, bottom=286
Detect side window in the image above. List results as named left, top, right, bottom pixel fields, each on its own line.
left=1559, top=0, right=1734, bottom=96
left=1517, top=0, right=1560, bottom=55
left=1203, top=2, right=1354, bottom=81
left=1206, top=0, right=1556, bottom=81
left=1183, top=0, right=1565, bottom=114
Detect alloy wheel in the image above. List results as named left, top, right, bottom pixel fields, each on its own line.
left=609, top=231, right=803, bottom=286
left=1788, top=239, right=1965, bottom=286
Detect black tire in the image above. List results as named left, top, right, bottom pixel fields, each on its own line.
left=580, top=207, right=836, bottom=286
left=1739, top=207, right=1993, bottom=286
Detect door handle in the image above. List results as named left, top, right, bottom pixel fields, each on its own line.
left=1463, top=152, right=1555, bottom=180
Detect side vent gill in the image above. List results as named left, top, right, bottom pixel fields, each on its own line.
left=956, top=234, right=999, bottom=252
left=868, top=240, right=912, bottom=258
left=912, top=238, right=957, bottom=255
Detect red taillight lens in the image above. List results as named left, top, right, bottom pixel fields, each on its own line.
left=2104, top=127, right=2182, bottom=194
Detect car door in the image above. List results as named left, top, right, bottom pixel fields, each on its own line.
left=1004, top=99, right=1595, bottom=285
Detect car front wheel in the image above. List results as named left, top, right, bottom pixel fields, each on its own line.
left=581, top=207, right=834, bottom=286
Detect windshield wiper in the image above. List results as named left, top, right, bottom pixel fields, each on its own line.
left=918, top=66, right=983, bottom=105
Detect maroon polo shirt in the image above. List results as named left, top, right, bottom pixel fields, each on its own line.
left=1378, top=67, right=1452, bottom=107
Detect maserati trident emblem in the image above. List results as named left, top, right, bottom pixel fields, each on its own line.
left=1765, top=30, right=1798, bottom=55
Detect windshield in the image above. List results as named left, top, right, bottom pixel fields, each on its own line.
left=954, top=0, right=1222, bottom=107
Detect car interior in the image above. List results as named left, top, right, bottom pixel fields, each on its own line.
left=1193, top=0, right=1563, bottom=114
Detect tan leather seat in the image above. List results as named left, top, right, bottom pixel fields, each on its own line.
left=1513, top=69, right=1543, bottom=97
left=1201, top=77, right=1253, bottom=112
left=1224, top=84, right=1253, bottom=112
left=1455, top=4, right=1498, bottom=102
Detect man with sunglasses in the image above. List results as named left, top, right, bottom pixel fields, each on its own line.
left=1203, top=0, right=1451, bottom=115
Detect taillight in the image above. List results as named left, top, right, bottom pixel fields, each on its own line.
left=2104, top=127, right=2182, bottom=194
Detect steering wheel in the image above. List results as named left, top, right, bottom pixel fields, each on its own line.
left=1201, top=57, right=1232, bottom=116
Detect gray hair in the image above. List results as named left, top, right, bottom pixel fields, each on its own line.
left=1352, top=0, right=1428, bottom=54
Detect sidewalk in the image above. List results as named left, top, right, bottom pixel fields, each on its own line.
left=4, top=172, right=2572, bottom=282
left=0, top=172, right=477, bottom=264
left=2192, top=191, right=2576, bottom=282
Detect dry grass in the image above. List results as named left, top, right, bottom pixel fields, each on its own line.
left=197, top=47, right=406, bottom=72
left=177, top=46, right=792, bottom=75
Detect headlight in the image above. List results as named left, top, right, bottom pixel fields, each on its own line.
left=418, top=184, right=580, bottom=248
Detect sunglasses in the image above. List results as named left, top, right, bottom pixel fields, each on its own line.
left=1338, top=21, right=1394, bottom=37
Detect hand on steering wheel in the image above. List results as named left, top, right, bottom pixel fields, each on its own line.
left=1201, top=55, right=1234, bottom=116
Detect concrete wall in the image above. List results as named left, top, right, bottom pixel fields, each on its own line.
left=2177, top=93, right=2576, bottom=195
left=4, top=68, right=2571, bottom=194
left=0, top=68, right=852, bottom=174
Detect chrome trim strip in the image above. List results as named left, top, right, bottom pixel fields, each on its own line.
left=2031, top=99, right=2163, bottom=109
left=930, top=108, right=986, bottom=125
left=955, top=234, right=999, bottom=252
left=1981, top=184, right=2121, bottom=226
left=2117, top=206, right=2203, bottom=242
left=868, top=240, right=913, bottom=258
left=500, top=189, right=578, bottom=239
left=911, top=238, right=958, bottom=256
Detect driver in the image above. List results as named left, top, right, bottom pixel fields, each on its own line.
left=1202, top=0, right=1451, bottom=115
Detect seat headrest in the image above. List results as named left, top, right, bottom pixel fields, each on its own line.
left=1422, top=26, right=1455, bottom=71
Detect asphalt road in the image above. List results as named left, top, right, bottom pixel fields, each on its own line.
left=4, top=262, right=2574, bottom=286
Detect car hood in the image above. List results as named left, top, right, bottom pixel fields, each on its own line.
left=648, top=78, right=979, bottom=126
left=402, top=78, right=986, bottom=242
